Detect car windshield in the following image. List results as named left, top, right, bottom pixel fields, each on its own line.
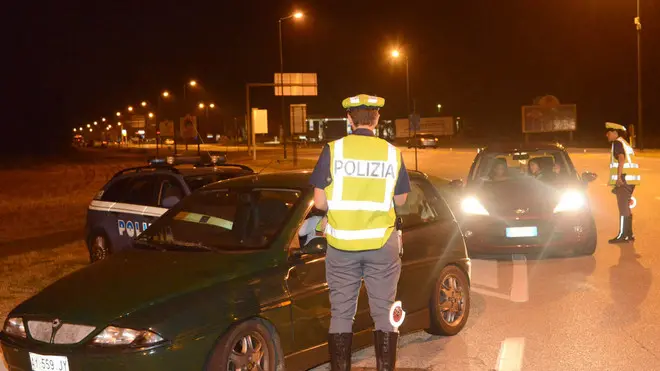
left=184, top=173, right=246, bottom=191
left=470, top=149, right=574, bottom=183
left=137, top=187, right=301, bottom=251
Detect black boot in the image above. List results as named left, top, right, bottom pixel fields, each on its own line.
left=625, top=215, right=635, bottom=241
left=609, top=216, right=633, bottom=244
left=328, top=333, right=352, bottom=371
left=373, top=330, right=398, bottom=371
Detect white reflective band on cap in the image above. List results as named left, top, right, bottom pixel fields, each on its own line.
left=611, top=175, right=641, bottom=181
left=326, top=224, right=387, bottom=240
left=368, top=97, right=378, bottom=103
left=350, top=97, right=360, bottom=103
left=610, top=163, right=639, bottom=168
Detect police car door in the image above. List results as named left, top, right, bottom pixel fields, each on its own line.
left=115, top=175, right=161, bottom=246
left=155, top=174, right=187, bottom=210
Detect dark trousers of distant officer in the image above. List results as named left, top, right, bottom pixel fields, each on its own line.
left=610, top=176, right=635, bottom=243
left=326, top=232, right=401, bottom=370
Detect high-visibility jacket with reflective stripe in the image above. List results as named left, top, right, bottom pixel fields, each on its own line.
left=324, top=135, right=401, bottom=251
left=609, top=137, right=640, bottom=186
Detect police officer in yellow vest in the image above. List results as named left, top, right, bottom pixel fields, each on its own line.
left=310, top=94, right=410, bottom=371
left=606, top=122, right=640, bottom=243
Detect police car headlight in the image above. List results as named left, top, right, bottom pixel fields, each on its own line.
left=461, top=197, right=489, bottom=216
left=554, top=190, right=586, bottom=213
left=92, top=326, right=165, bottom=347
left=3, top=317, right=26, bottom=338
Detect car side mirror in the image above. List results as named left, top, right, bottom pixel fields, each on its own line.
left=292, top=237, right=327, bottom=258
left=449, top=179, right=464, bottom=188
left=581, top=171, right=597, bottom=183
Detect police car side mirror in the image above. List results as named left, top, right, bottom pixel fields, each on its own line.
left=581, top=172, right=597, bottom=183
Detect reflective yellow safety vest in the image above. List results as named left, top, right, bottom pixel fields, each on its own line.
left=324, top=135, right=401, bottom=251
left=609, top=137, right=640, bottom=186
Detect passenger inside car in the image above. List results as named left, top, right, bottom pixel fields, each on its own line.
left=528, top=157, right=556, bottom=181
left=488, top=159, right=510, bottom=182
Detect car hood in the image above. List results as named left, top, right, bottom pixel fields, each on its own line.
left=467, top=178, right=573, bottom=217
left=11, top=249, right=273, bottom=326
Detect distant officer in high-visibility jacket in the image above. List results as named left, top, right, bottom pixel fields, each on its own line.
left=310, top=94, right=411, bottom=371
left=606, top=122, right=640, bottom=243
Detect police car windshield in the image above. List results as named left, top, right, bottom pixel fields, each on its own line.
left=471, top=149, right=574, bottom=183
left=137, top=188, right=301, bottom=251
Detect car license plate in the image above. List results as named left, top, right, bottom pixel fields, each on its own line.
left=29, top=353, right=70, bottom=371
left=506, top=226, right=538, bottom=238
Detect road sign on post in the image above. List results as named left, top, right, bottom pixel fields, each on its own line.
left=409, top=113, right=421, bottom=132
left=159, top=120, right=174, bottom=137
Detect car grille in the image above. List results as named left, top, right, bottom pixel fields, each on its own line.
left=27, top=320, right=96, bottom=344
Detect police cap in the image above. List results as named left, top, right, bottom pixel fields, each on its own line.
left=342, top=94, right=385, bottom=110
left=605, top=122, right=626, bottom=132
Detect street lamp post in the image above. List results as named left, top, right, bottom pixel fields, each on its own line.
left=278, top=11, right=303, bottom=160
left=635, top=0, right=643, bottom=150
left=180, top=80, right=198, bottom=155
left=391, top=49, right=416, bottom=170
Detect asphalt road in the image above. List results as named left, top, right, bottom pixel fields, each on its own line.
left=309, top=147, right=660, bottom=371
left=3, top=147, right=659, bottom=371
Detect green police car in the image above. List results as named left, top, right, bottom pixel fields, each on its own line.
left=1, top=170, right=471, bottom=371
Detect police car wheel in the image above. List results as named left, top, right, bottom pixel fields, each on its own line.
left=426, top=265, right=470, bottom=336
left=206, top=319, right=284, bottom=371
left=90, top=234, right=111, bottom=262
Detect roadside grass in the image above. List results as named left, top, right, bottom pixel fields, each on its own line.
left=0, top=241, right=88, bottom=323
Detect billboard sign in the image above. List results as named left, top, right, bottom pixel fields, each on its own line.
left=159, top=120, right=174, bottom=136
left=522, top=105, right=577, bottom=133
left=180, top=115, right=197, bottom=139
left=252, top=109, right=268, bottom=134
left=290, top=104, right=307, bottom=134
left=274, top=73, right=318, bottom=96
left=130, top=115, right=146, bottom=129
left=395, top=116, right=455, bottom=138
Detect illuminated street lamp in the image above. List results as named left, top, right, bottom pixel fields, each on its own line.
left=117, top=122, right=122, bottom=126
left=198, top=102, right=205, bottom=109
left=127, top=106, right=134, bottom=112
left=148, top=112, right=154, bottom=119
left=116, top=112, right=121, bottom=117
left=89, top=128, right=93, bottom=132
left=79, top=127, right=83, bottom=131
left=183, top=80, right=198, bottom=101
left=278, top=10, right=305, bottom=159
left=209, top=103, right=215, bottom=109
left=101, top=117, right=106, bottom=122
left=93, top=121, right=98, bottom=126
left=437, top=104, right=442, bottom=113
left=390, top=47, right=414, bottom=169
left=73, top=128, right=77, bottom=132
left=162, top=90, right=170, bottom=98
left=87, top=124, right=91, bottom=128
left=141, top=101, right=147, bottom=107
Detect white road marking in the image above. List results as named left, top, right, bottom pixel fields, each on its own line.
left=510, top=255, right=529, bottom=303
left=496, top=337, right=526, bottom=371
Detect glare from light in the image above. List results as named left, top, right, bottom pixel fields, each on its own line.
left=294, top=12, right=303, bottom=19
left=209, top=103, right=215, bottom=109
left=116, top=112, right=121, bottom=117
left=117, top=122, right=122, bottom=126
left=553, top=190, right=586, bottom=213
left=79, top=127, right=83, bottom=130
left=93, top=121, right=97, bottom=125
left=391, top=50, right=400, bottom=58
left=128, top=106, right=134, bottom=112
left=89, top=128, right=93, bottom=132
left=162, top=91, right=170, bottom=98
left=461, top=197, right=489, bottom=216
left=86, top=124, right=91, bottom=128
left=102, top=117, right=106, bottom=122
left=189, top=80, right=197, bottom=87
left=198, top=103, right=205, bottom=109
left=148, top=112, right=154, bottom=118
left=73, top=128, right=76, bottom=132
left=141, top=101, right=147, bottom=107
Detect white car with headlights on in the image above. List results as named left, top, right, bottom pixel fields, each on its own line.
left=448, top=142, right=598, bottom=257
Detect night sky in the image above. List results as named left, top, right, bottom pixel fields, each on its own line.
left=5, top=0, right=660, bottom=154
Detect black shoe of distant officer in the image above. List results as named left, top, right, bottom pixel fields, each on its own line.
left=609, top=216, right=634, bottom=243
left=328, top=333, right=352, bottom=371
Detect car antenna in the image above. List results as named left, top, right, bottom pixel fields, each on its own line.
left=254, top=159, right=279, bottom=181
